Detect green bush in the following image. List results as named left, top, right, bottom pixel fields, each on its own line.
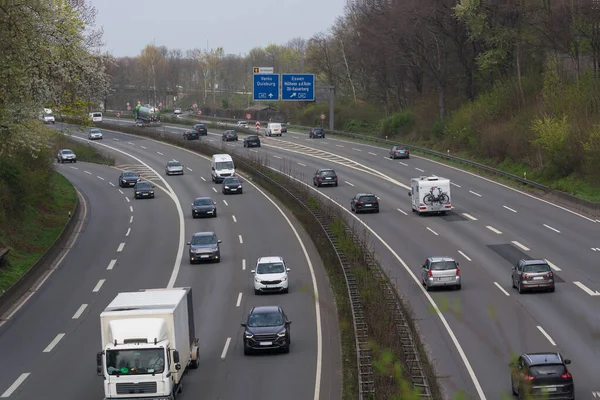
left=379, top=110, right=415, bottom=137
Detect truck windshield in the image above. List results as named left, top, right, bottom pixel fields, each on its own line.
left=216, top=161, right=234, bottom=170
left=106, top=348, right=165, bottom=375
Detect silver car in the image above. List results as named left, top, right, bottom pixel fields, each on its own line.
left=165, top=160, right=184, bottom=175
left=421, top=257, right=461, bottom=291
left=88, top=128, right=103, bottom=140
left=511, top=259, right=555, bottom=293
left=57, top=149, right=76, bottom=163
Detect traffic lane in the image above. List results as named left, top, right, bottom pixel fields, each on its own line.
left=12, top=191, right=180, bottom=400
left=0, top=163, right=131, bottom=392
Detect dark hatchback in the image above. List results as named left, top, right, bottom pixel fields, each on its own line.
left=118, top=171, right=141, bottom=187
left=222, top=176, right=243, bottom=194
left=313, top=168, right=338, bottom=187
left=193, top=124, right=208, bottom=135
left=222, top=130, right=238, bottom=141
left=191, top=197, right=217, bottom=218
left=510, top=352, right=574, bottom=399
left=241, top=306, right=291, bottom=355
left=389, top=145, right=410, bottom=159
left=309, top=128, right=325, bottom=138
left=243, top=135, right=261, bottom=148
left=183, top=130, right=199, bottom=140
left=280, top=123, right=287, bottom=133
left=351, top=193, right=379, bottom=213
left=133, top=181, right=155, bottom=199
left=187, top=232, right=221, bottom=263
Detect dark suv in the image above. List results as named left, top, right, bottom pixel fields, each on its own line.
left=511, top=259, right=555, bottom=293
left=222, top=130, right=238, bottom=141
left=309, top=128, right=325, bottom=138
left=389, top=145, right=410, bottom=159
left=183, top=130, right=199, bottom=140
left=280, top=123, right=288, bottom=133
left=510, top=352, right=574, bottom=399
left=313, top=168, right=338, bottom=187
left=351, top=193, right=379, bottom=213
left=241, top=306, right=291, bottom=355
left=193, top=124, right=208, bottom=135
left=243, top=135, right=261, bottom=148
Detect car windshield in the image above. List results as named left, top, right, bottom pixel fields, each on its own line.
left=106, top=348, right=165, bottom=375
left=168, top=161, right=181, bottom=167
left=247, top=312, right=284, bottom=327
left=61, top=150, right=73, bottom=154
left=320, top=170, right=335, bottom=176
left=192, top=235, right=215, bottom=245
left=256, top=262, right=285, bottom=274
left=194, top=198, right=213, bottom=206
left=314, top=129, right=323, bottom=133
left=523, top=263, right=551, bottom=273
left=90, top=129, right=100, bottom=133
left=195, top=124, right=205, bottom=129
left=360, top=196, right=377, bottom=202
left=225, top=131, right=235, bottom=135
left=431, top=261, right=457, bottom=270
left=136, top=182, right=151, bottom=189
left=529, top=364, right=566, bottom=376
left=123, top=172, right=138, bottom=177
left=46, top=114, right=54, bottom=117
left=216, top=161, right=234, bottom=170
left=223, top=177, right=240, bottom=185
left=247, top=136, right=258, bottom=140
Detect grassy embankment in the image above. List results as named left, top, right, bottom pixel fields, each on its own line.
left=0, top=130, right=114, bottom=293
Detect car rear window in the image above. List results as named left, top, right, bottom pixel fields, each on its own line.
left=529, top=364, right=566, bottom=376
left=431, top=261, right=457, bottom=270
left=360, top=196, right=377, bottom=202
left=314, top=129, right=323, bottom=133
left=321, top=170, right=335, bottom=176
left=523, top=263, right=551, bottom=273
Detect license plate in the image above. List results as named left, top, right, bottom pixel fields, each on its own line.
left=200, top=255, right=209, bottom=258
left=439, top=277, right=452, bottom=281
left=533, top=276, right=544, bottom=280
left=365, top=204, right=372, bottom=207
left=142, top=193, right=148, bottom=196
left=259, top=342, right=272, bottom=346
left=231, top=188, right=237, bottom=191
left=325, top=177, right=332, bottom=180
left=542, top=388, right=557, bottom=392
left=263, top=285, right=269, bottom=289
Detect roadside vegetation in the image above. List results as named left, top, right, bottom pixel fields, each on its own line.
left=0, top=1, right=111, bottom=295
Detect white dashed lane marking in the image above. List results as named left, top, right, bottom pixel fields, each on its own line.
left=72, top=304, right=88, bottom=319
left=458, top=251, right=471, bottom=261
left=1, top=373, right=31, bottom=397
left=92, top=279, right=105, bottom=293
left=239, top=235, right=243, bottom=244
left=469, top=190, right=482, bottom=197
left=107, top=259, right=117, bottom=270
left=503, top=205, right=517, bottom=213
left=43, top=333, right=65, bottom=352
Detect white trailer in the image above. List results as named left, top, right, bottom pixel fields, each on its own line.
left=97, top=287, right=199, bottom=400
left=408, top=175, right=452, bottom=215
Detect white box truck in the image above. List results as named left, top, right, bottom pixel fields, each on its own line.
left=97, top=287, right=200, bottom=400
left=408, top=175, right=452, bottom=215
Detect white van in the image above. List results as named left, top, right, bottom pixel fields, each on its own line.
left=408, top=175, right=452, bottom=215
left=265, top=122, right=282, bottom=137
left=211, top=154, right=235, bottom=183
left=89, top=112, right=103, bottom=123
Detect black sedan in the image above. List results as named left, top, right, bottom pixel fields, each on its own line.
left=191, top=197, right=217, bottom=218
left=351, top=193, right=379, bottom=213
left=222, top=176, right=243, bottom=194
left=309, top=128, right=325, bottom=138
left=222, top=130, right=238, bottom=141
left=133, top=181, right=155, bottom=199
left=243, top=135, right=261, bottom=148
left=187, top=232, right=221, bottom=263
left=118, top=171, right=141, bottom=187
left=183, top=130, right=199, bottom=140
left=241, top=306, right=291, bottom=355
left=193, top=124, right=208, bottom=135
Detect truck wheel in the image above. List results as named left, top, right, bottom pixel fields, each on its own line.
left=189, top=348, right=200, bottom=369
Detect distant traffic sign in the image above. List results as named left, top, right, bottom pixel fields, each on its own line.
left=116, top=112, right=120, bottom=118
left=253, top=74, right=279, bottom=101
left=281, top=74, right=315, bottom=101
left=245, top=113, right=251, bottom=119
left=127, top=106, right=131, bottom=111
left=320, top=113, right=326, bottom=120
left=197, top=110, right=202, bottom=115
left=256, top=121, right=261, bottom=131
left=253, top=67, right=274, bottom=74
left=192, top=103, right=198, bottom=108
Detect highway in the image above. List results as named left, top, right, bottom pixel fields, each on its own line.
left=0, top=124, right=341, bottom=400
left=108, top=116, right=600, bottom=399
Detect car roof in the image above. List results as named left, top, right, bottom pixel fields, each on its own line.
left=223, top=176, right=239, bottom=181
left=246, top=135, right=258, bottom=139
left=251, top=305, right=281, bottom=314
left=60, top=149, right=73, bottom=152
left=136, top=181, right=151, bottom=185
left=428, top=256, right=456, bottom=262
left=192, top=231, right=215, bottom=237
left=357, top=193, right=376, bottom=197
left=257, top=256, right=284, bottom=264
left=522, top=353, right=563, bottom=365
left=168, top=160, right=180, bottom=164
left=520, top=259, right=548, bottom=265
left=194, top=196, right=212, bottom=201
left=123, top=171, right=138, bottom=175
left=224, top=130, right=235, bottom=133
left=318, top=168, right=335, bottom=172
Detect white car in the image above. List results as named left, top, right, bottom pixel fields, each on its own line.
left=88, top=128, right=103, bottom=140
left=41, top=114, right=55, bottom=124
left=165, top=160, right=184, bottom=175
left=265, top=122, right=282, bottom=137
left=236, top=120, right=248, bottom=128
left=174, top=108, right=182, bottom=115
left=252, top=256, right=290, bottom=294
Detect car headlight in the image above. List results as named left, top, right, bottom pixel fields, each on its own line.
left=135, top=191, right=140, bottom=194
left=255, top=278, right=262, bottom=283
left=281, top=277, right=287, bottom=281
left=224, top=186, right=230, bottom=189
left=277, top=332, right=286, bottom=337
left=122, top=179, right=127, bottom=183
left=149, top=191, right=154, bottom=194
left=245, top=332, right=253, bottom=339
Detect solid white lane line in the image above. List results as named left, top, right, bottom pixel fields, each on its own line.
left=537, top=326, right=556, bottom=346
left=232, top=215, right=237, bottom=223
left=84, top=170, right=92, bottom=175
left=458, top=251, right=472, bottom=261
left=543, top=224, right=561, bottom=233
left=494, top=282, right=510, bottom=296
left=462, top=213, right=478, bottom=221
left=117, top=243, right=125, bottom=252
left=70, top=166, right=78, bottom=170
left=129, top=206, right=133, bottom=212
left=126, top=228, right=131, bottom=237
left=140, top=145, right=147, bottom=149
left=368, top=152, right=377, bottom=156
left=223, top=200, right=228, bottom=206
left=426, top=227, right=438, bottom=236
left=298, top=162, right=307, bottom=167
left=125, top=197, right=130, bottom=203
left=186, top=167, right=193, bottom=172
left=238, top=235, right=243, bottom=244
left=397, top=208, right=407, bottom=215
left=273, top=155, right=282, bottom=159
left=486, top=226, right=503, bottom=234
left=107, top=259, right=117, bottom=270
left=469, top=190, right=482, bottom=197
left=43, top=333, right=65, bottom=352
left=118, top=189, right=124, bottom=195
left=384, top=156, right=393, bottom=161
left=545, top=260, right=561, bottom=271
left=242, top=259, right=246, bottom=270
left=157, top=151, right=163, bottom=155
left=415, top=167, right=425, bottom=172
left=201, top=176, right=206, bottom=181
left=129, top=216, right=133, bottom=223
left=511, top=241, right=530, bottom=251
left=1, top=373, right=30, bottom=397
left=399, top=161, right=408, bottom=166
left=212, top=187, right=217, bottom=193
left=352, top=148, right=361, bottom=151
left=236, top=293, right=242, bottom=307
left=503, top=205, right=517, bottom=213
left=221, top=338, right=231, bottom=359
left=344, top=181, right=355, bottom=187
left=450, top=182, right=461, bottom=188
left=97, top=176, right=105, bottom=181
left=573, top=281, right=600, bottom=296
left=72, top=304, right=88, bottom=319
left=92, top=279, right=105, bottom=292
left=109, top=182, right=115, bottom=187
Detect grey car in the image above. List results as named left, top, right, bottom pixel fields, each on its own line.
left=511, top=259, right=555, bottom=293
left=166, top=160, right=184, bottom=175
left=191, top=197, right=217, bottom=218
left=187, top=232, right=221, bottom=263
left=88, top=128, right=103, bottom=140
left=57, top=149, right=77, bottom=163
left=421, top=257, right=461, bottom=290
left=222, top=130, right=238, bottom=141
left=389, top=145, right=410, bottom=159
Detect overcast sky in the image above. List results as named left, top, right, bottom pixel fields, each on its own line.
left=89, top=0, right=347, bottom=57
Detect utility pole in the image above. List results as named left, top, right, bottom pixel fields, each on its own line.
left=318, top=85, right=335, bottom=131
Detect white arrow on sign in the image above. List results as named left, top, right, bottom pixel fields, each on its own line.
left=268, top=93, right=273, bottom=98
left=573, top=281, right=600, bottom=296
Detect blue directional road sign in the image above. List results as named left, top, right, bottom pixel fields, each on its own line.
left=253, top=74, right=279, bottom=101
left=281, top=74, right=315, bottom=101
